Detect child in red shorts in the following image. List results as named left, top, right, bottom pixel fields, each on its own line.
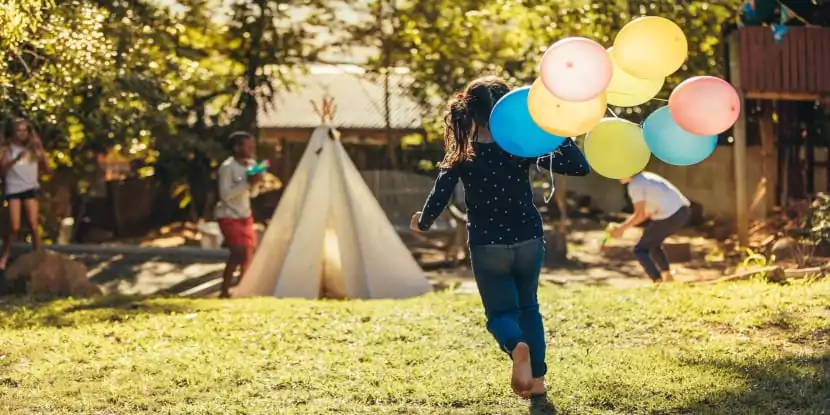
left=215, top=131, right=263, bottom=298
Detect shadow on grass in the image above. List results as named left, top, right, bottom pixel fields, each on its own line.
left=0, top=295, right=203, bottom=330
left=674, top=352, right=830, bottom=414
left=576, top=352, right=830, bottom=415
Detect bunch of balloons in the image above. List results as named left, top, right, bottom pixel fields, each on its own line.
left=489, top=16, right=741, bottom=179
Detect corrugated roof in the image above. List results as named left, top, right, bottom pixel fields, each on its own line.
left=257, top=65, right=425, bottom=130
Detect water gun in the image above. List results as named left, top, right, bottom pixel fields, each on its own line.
left=599, top=223, right=618, bottom=251
left=246, top=160, right=271, bottom=176
left=599, top=233, right=611, bottom=251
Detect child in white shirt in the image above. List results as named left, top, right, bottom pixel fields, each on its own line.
left=215, top=131, right=263, bottom=298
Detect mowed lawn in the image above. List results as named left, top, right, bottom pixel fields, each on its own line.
left=1, top=281, right=829, bottom=415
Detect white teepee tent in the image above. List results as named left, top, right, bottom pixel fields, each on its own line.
left=234, top=125, right=431, bottom=299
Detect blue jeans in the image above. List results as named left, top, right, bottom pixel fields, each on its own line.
left=469, top=238, right=547, bottom=378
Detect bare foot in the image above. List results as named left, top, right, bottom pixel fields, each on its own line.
left=661, top=271, right=675, bottom=282
left=528, top=377, right=547, bottom=396
left=511, top=342, right=533, bottom=397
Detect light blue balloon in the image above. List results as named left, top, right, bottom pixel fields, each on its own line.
left=489, top=86, right=566, bottom=158
left=643, top=106, right=717, bottom=166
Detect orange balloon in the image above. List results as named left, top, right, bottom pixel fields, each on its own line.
left=528, top=78, right=607, bottom=137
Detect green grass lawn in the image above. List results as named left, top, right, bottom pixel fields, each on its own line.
left=1, top=281, right=829, bottom=415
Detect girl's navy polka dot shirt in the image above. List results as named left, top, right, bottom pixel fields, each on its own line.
left=417, top=139, right=590, bottom=247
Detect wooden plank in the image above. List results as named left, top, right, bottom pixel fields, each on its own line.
left=744, top=29, right=759, bottom=88
left=728, top=32, right=749, bottom=248
left=824, top=28, right=830, bottom=92
left=819, top=29, right=828, bottom=92
left=792, top=28, right=805, bottom=92
left=824, top=30, right=830, bottom=92
left=767, top=29, right=781, bottom=93
left=804, top=30, right=818, bottom=92
left=751, top=29, right=764, bottom=91
left=821, top=29, right=830, bottom=92
left=781, top=28, right=792, bottom=93
left=752, top=28, right=765, bottom=91
left=744, top=91, right=821, bottom=100
left=799, top=28, right=810, bottom=92
left=812, top=28, right=821, bottom=92
left=751, top=28, right=763, bottom=91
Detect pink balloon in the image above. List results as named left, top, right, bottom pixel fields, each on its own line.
left=540, top=37, right=612, bottom=102
left=668, top=76, right=741, bottom=136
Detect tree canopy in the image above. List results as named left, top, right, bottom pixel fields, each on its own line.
left=2, top=0, right=738, bottom=207
left=358, top=0, right=737, bottom=134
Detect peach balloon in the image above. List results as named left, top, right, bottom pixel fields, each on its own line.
left=668, top=76, right=741, bottom=136
left=540, top=37, right=613, bottom=102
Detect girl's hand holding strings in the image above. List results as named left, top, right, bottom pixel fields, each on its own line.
left=410, top=212, right=423, bottom=232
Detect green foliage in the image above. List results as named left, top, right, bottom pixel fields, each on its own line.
left=1, top=0, right=345, bottom=221
left=804, top=192, right=830, bottom=246
left=360, top=0, right=739, bottom=137
left=0, top=0, right=54, bottom=56
left=0, top=281, right=829, bottom=413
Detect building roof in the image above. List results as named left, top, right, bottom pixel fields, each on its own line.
left=257, top=65, right=425, bottom=130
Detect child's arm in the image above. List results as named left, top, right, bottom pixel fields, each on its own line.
left=0, top=148, right=24, bottom=177
left=611, top=183, right=650, bottom=237
left=535, top=139, right=590, bottom=176
left=415, top=167, right=461, bottom=231
left=0, top=148, right=11, bottom=177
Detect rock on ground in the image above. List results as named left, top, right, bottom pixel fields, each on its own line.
left=2, top=250, right=102, bottom=298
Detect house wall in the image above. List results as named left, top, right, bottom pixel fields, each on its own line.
left=567, top=146, right=780, bottom=220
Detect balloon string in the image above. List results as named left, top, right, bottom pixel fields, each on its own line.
left=545, top=154, right=555, bottom=204
left=606, top=107, right=620, bottom=118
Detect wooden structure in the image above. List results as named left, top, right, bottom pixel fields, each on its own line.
left=734, top=27, right=830, bottom=100
left=726, top=26, right=830, bottom=246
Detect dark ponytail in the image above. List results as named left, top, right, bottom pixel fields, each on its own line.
left=437, top=93, right=474, bottom=169
left=437, top=76, right=510, bottom=169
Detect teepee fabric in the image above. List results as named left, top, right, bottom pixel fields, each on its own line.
left=235, top=126, right=431, bottom=299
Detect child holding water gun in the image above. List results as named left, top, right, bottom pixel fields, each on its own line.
left=215, top=131, right=266, bottom=298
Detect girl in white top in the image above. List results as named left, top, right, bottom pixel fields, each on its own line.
left=0, top=118, right=52, bottom=273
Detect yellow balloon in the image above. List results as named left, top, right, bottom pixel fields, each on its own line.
left=528, top=78, right=606, bottom=137
left=584, top=118, right=651, bottom=179
left=612, top=16, right=688, bottom=79
left=606, top=47, right=665, bottom=107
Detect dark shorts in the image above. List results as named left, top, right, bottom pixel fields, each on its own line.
left=4, top=188, right=39, bottom=201
left=637, top=205, right=691, bottom=250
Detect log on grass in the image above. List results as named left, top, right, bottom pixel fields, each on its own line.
left=705, top=266, right=786, bottom=284
left=706, top=262, right=830, bottom=285
left=783, top=262, right=830, bottom=280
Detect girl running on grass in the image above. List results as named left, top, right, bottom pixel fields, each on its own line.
left=0, top=117, right=51, bottom=279
left=410, top=76, right=589, bottom=411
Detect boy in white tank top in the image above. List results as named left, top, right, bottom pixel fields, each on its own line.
left=0, top=118, right=52, bottom=277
